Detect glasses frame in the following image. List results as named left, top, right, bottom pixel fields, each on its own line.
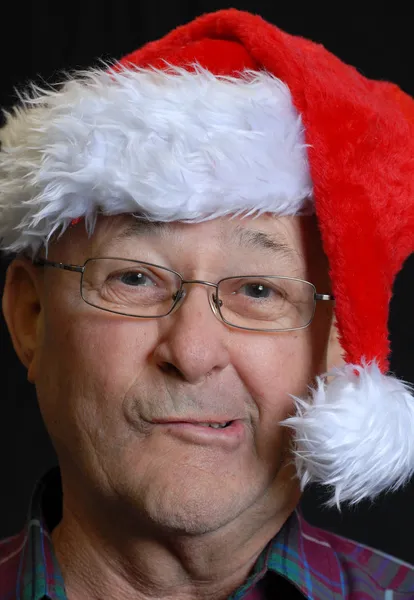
left=33, top=257, right=334, bottom=333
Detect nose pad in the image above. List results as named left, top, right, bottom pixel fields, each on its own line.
left=210, top=292, right=223, bottom=316
left=172, top=289, right=185, bottom=302
left=171, top=288, right=186, bottom=312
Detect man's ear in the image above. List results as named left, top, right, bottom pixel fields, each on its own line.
left=326, top=314, right=345, bottom=372
left=2, top=257, right=44, bottom=383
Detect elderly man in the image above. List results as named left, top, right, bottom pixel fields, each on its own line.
left=1, top=9, right=414, bottom=600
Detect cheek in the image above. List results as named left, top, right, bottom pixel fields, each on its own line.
left=35, top=301, right=158, bottom=451
left=233, top=330, right=315, bottom=406
left=230, top=330, right=315, bottom=456
left=41, top=293, right=159, bottom=377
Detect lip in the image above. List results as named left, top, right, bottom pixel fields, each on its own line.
left=150, top=419, right=245, bottom=450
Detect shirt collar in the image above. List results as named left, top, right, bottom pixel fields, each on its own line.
left=267, top=506, right=345, bottom=599
left=16, top=468, right=65, bottom=600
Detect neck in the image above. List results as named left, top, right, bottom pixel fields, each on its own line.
left=52, top=492, right=298, bottom=600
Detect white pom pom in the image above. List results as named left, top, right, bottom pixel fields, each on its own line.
left=282, top=362, right=414, bottom=509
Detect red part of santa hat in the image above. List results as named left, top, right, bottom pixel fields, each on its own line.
left=1, top=9, right=414, bottom=507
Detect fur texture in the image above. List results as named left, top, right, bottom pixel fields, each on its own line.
left=283, top=362, right=414, bottom=508
left=0, top=66, right=312, bottom=254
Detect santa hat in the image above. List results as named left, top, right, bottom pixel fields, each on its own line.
left=1, top=9, right=414, bottom=508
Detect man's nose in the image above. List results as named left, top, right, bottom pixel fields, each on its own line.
left=152, top=286, right=231, bottom=385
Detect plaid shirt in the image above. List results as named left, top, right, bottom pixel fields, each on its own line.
left=1, top=468, right=414, bottom=599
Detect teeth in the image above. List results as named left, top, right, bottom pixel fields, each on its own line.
left=198, top=422, right=228, bottom=429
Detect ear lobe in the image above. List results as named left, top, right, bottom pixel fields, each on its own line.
left=2, top=258, right=43, bottom=382
left=326, top=315, right=345, bottom=372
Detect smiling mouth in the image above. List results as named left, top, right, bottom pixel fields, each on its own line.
left=152, top=420, right=234, bottom=429
left=192, top=421, right=232, bottom=429
left=149, top=419, right=244, bottom=448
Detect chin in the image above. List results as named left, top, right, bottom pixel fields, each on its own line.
left=146, top=494, right=245, bottom=536
left=122, top=470, right=263, bottom=536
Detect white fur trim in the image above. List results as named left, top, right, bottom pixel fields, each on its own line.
left=282, top=362, right=414, bottom=508
left=0, top=65, right=312, bottom=254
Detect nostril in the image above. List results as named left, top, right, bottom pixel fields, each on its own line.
left=159, top=362, right=185, bottom=379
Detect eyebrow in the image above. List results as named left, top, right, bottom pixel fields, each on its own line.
left=229, top=225, right=299, bottom=264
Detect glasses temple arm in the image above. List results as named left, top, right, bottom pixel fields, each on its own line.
left=315, top=293, right=335, bottom=301
left=33, top=258, right=83, bottom=273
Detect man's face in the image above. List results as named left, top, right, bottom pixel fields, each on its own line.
left=15, top=215, right=333, bottom=534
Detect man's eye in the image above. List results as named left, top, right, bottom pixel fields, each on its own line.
left=116, top=271, right=155, bottom=286
left=240, top=283, right=274, bottom=299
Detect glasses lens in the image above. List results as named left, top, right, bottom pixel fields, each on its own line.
left=217, top=276, right=316, bottom=331
left=81, top=258, right=181, bottom=317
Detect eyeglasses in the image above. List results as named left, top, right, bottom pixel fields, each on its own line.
left=34, top=257, right=334, bottom=332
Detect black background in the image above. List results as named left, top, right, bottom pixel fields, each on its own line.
left=1, top=1, right=413, bottom=562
